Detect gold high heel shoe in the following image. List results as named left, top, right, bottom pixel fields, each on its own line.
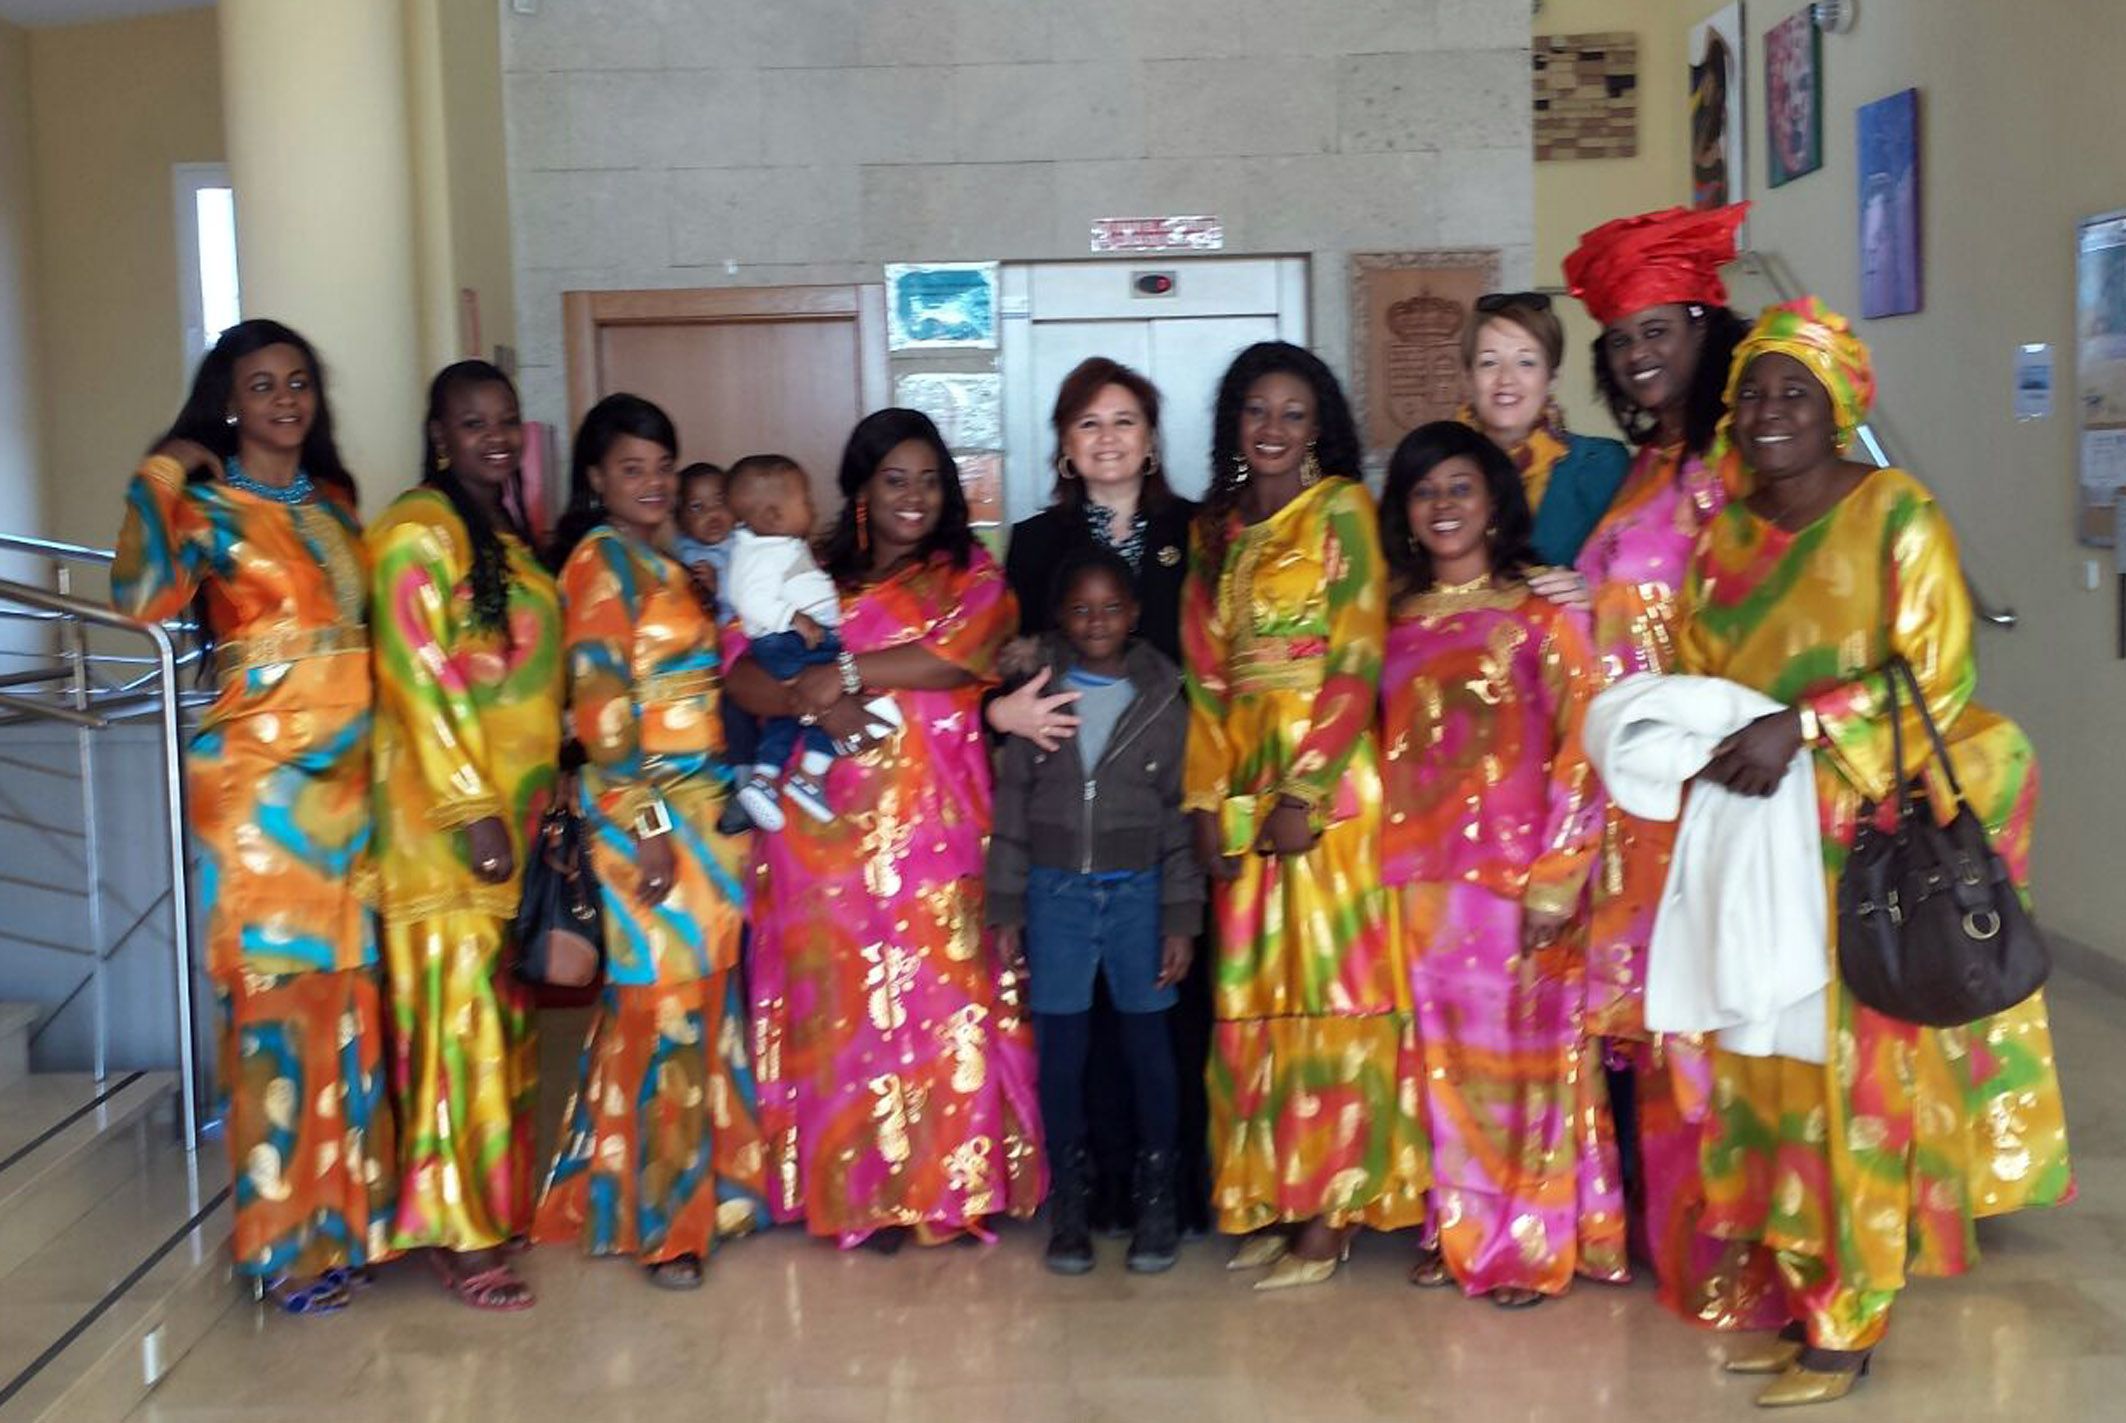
left=1723, top=1337, right=1806, bottom=1375
left=1227, top=1233, right=1291, bottom=1271
left=1754, top=1355, right=1870, bottom=1408
left=1252, top=1236, right=1350, bottom=1292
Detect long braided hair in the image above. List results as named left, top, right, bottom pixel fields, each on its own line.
left=421, top=360, right=529, bottom=639
left=1197, top=341, right=1362, bottom=567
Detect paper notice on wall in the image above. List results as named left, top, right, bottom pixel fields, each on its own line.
left=2083, top=429, right=2126, bottom=498
left=895, top=373, right=1003, bottom=452
left=1090, top=216, right=1224, bottom=253
left=2015, top=344, right=2054, bottom=421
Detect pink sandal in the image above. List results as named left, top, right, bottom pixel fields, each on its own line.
left=428, top=1251, right=535, bottom=1311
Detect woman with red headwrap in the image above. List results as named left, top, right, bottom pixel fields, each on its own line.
left=1679, top=299, right=2071, bottom=1405
left=1558, top=204, right=1788, bottom=1334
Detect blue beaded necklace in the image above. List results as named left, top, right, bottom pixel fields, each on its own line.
left=224, top=458, right=315, bottom=504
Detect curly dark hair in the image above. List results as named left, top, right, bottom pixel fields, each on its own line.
left=156, top=318, right=357, bottom=502
left=1197, top=341, right=1362, bottom=565
left=1378, top=421, right=1538, bottom=600
left=818, top=408, right=975, bottom=585
left=1591, top=303, right=1751, bottom=454
left=1048, top=543, right=1138, bottom=617
left=545, top=393, right=679, bottom=570
left=420, top=360, right=528, bottom=639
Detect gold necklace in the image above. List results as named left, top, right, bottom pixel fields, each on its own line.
left=1433, top=574, right=1493, bottom=595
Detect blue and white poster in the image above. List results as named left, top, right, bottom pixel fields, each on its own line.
left=1857, top=89, right=1922, bottom=318
left=884, top=262, right=999, bottom=351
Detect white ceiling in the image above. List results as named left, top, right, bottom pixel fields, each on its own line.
left=0, top=0, right=208, bottom=29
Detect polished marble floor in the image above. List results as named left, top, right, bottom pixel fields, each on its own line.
left=128, top=969, right=2126, bottom=1422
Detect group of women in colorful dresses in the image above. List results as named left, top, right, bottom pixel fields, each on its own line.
left=113, top=199, right=2071, bottom=1409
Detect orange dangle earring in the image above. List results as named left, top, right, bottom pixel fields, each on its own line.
left=855, top=495, right=870, bottom=554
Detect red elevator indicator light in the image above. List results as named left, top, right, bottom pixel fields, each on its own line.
left=1132, top=271, right=1176, bottom=297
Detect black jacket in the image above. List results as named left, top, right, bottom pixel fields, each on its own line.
left=985, top=636, right=1203, bottom=938
left=1002, top=497, right=1198, bottom=664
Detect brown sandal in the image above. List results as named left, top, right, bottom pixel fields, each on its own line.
left=1408, top=1248, right=1453, bottom=1288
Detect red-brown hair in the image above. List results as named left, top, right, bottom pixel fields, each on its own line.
left=1048, top=356, right=1177, bottom=513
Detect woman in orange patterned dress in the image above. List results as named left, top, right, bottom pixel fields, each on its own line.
left=113, top=319, right=392, bottom=1316
left=531, top=394, right=766, bottom=1290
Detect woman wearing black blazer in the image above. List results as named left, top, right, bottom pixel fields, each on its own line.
left=991, top=356, right=1207, bottom=1237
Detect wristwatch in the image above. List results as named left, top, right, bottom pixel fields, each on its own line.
left=633, top=801, right=674, bottom=840
left=1797, top=705, right=1821, bottom=746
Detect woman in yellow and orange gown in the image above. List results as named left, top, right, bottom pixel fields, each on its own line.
left=1679, top=299, right=2071, bottom=1405
left=113, top=319, right=392, bottom=1316
left=369, top=360, right=561, bottom=1308
left=1183, top=342, right=1429, bottom=1290
left=530, top=394, right=765, bottom=1290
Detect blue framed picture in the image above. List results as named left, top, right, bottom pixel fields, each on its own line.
left=1856, top=89, right=1922, bottom=318
left=884, top=262, right=999, bottom=351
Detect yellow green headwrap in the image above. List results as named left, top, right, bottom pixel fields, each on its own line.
left=1720, top=296, right=1878, bottom=453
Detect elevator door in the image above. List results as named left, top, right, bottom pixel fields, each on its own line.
left=1000, top=258, right=1308, bottom=524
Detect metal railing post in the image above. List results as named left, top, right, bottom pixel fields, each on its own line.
left=58, top=566, right=112, bottom=1086
left=147, top=619, right=200, bottom=1156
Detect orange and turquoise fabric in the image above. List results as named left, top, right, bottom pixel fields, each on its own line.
left=558, top=524, right=747, bottom=988
left=114, top=453, right=390, bottom=1280
left=1183, top=477, right=1429, bottom=1234
left=221, top=969, right=397, bottom=1279
left=536, top=977, right=766, bottom=1263
left=1681, top=465, right=2072, bottom=1351
left=1382, top=579, right=1624, bottom=1295
left=368, top=488, right=564, bottom=1253
left=532, top=523, right=764, bottom=1261
left=113, top=453, right=376, bottom=983
left=744, top=550, right=1046, bottom=1245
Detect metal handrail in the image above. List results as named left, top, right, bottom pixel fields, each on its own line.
left=0, top=532, right=116, bottom=567
left=0, top=575, right=200, bottom=1155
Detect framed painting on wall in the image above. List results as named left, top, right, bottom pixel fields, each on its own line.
left=1857, top=89, right=1923, bottom=318
left=1349, top=250, right=1501, bottom=461
left=884, top=262, right=999, bottom=351
left=1766, top=5, right=1822, bottom=186
left=1689, top=5, right=1746, bottom=211
left=2076, top=209, right=2126, bottom=546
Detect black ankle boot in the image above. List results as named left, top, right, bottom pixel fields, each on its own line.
left=1126, top=1149, right=1179, bottom=1273
left=1045, top=1145, right=1095, bottom=1275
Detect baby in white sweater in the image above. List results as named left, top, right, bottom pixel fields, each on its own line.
left=723, top=456, right=898, bottom=830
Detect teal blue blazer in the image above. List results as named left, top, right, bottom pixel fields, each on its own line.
left=1530, top=433, right=1630, bottom=567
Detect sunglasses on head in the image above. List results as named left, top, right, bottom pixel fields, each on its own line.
left=1474, top=291, right=1554, bottom=313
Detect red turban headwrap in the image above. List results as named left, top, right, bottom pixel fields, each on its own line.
left=1564, top=204, right=1750, bottom=328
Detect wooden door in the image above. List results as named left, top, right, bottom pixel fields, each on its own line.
left=563, top=284, right=889, bottom=523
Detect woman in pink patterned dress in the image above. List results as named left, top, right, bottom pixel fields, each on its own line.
left=727, top=409, right=1044, bottom=1251
left=1557, top=203, right=1786, bottom=1330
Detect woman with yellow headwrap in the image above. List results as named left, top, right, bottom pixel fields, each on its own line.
left=1678, top=298, right=2073, bottom=1406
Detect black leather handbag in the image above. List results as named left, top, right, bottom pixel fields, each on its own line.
left=1835, top=658, right=2049, bottom=1027
left=512, top=779, right=606, bottom=993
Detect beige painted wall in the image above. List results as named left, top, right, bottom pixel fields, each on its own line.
left=1532, top=0, right=1689, bottom=427
left=0, top=17, right=47, bottom=600
left=1535, top=0, right=2126, bottom=958
left=437, top=0, right=517, bottom=363
left=27, top=7, right=222, bottom=552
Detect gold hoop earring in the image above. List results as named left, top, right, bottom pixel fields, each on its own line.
left=433, top=449, right=449, bottom=474
left=1054, top=454, right=1077, bottom=481
left=1298, top=443, right=1323, bottom=488
left=1143, top=454, right=1161, bottom=480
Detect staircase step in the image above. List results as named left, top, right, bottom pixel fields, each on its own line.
left=0, top=1119, right=232, bottom=1422
left=0, top=1007, right=34, bottom=1091
left=0, top=1074, right=178, bottom=1278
